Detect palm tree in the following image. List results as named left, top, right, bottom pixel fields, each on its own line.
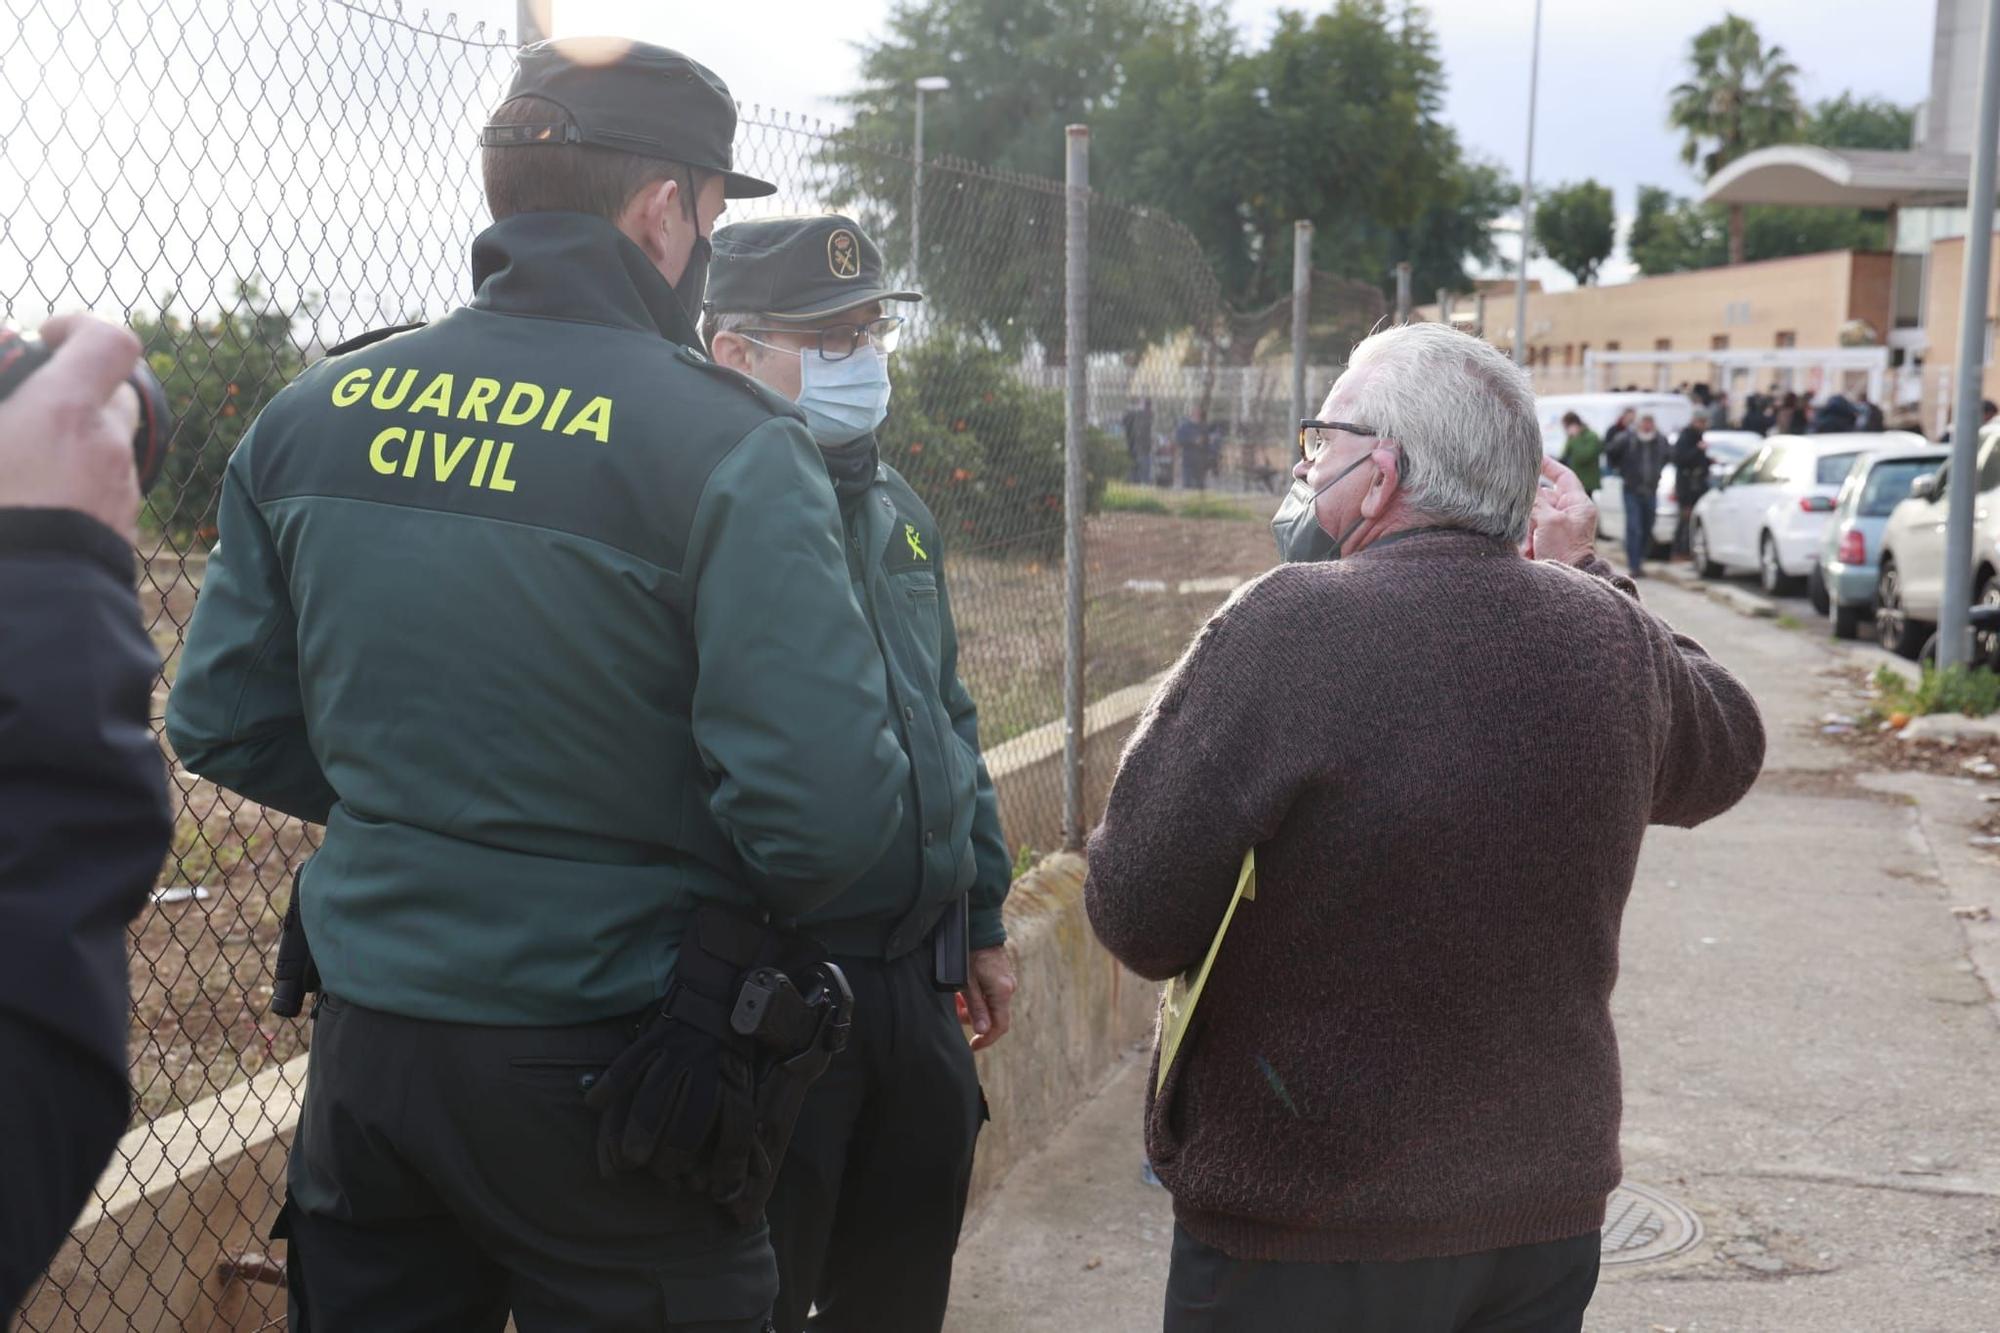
left=1668, top=14, right=1803, bottom=265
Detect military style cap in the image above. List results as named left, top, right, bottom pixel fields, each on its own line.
left=706, top=215, right=922, bottom=321
left=481, top=37, right=776, bottom=199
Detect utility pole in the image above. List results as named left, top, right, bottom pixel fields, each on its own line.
left=1394, top=262, right=1411, bottom=324
left=1941, top=0, right=2000, bottom=667
left=1512, top=0, right=1544, bottom=367
left=1291, top=221, right=1313, bottom=424
left=1062, top=125, right=1090, bottom=850
left=911, top=76, right=951, bottom=288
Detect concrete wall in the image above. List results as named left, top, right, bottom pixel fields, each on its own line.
left=1918, top=233, right=2000, bottom=435
left=1418, top=250, right=1888, bottom=396
left=27, top=678, right=1172, bottom=1331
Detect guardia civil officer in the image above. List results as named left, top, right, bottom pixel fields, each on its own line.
left=704, top=216, right=1016, bottom=1333
left=166, top=42, right=910, bottom=1331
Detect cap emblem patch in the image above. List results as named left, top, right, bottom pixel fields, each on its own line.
left=828, top=229, right=861, bottom=279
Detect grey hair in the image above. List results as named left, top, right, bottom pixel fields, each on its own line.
left=1339, top=322, right=1543, bottom=544
left=701, top=308, right=768, bottom=353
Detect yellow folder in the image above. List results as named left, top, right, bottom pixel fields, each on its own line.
left=1155, top=848, right=1256, bottom=1095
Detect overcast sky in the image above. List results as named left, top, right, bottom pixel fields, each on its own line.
left=514, top=0, right=1938, bottom=288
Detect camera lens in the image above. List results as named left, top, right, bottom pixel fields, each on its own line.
left=0, top=327, right=173, bottom=495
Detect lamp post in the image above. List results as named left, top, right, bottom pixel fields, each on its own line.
left=1513, top=0, right=1544, bottom=368
left=912, top=75, right=951, bottom=289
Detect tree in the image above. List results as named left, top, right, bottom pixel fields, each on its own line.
left=1627, top=186, right=1889, bottom=277
left=1534, top=180, right=1615, bottom=285
left=1804, top=93, right=1915, bottom=151
left=834, top=0, right=1509, bottom=345
left=134, top=282, right=307, bottom=544
left=1667, top=14, right=1802, bottom=264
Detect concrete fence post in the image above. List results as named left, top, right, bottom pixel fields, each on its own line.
left=1394, top=262, right=1411, bottom=324
left=1291, top=220, right=1313, bottom=425
left=1063, top=125, right=1090, bottom=850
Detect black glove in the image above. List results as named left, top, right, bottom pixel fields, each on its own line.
left=583, top=1013, right=759, bottom=1194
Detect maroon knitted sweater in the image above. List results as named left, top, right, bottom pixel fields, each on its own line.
left=1084, top=530, right=1764, bottom=1263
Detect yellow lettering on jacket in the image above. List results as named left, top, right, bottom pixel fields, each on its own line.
left=470, top=438, right=496, bottom=488
left=370, top=368, right=418, bottom=411
left=540, top=388, right=572, bottom=432
left=403, top=429, right=425, bottom=478
left=367, top=425, right=406, bottom=474
left=488, top=441, right=518, bottom=492
left=459, top=378, right=501, bottom=422
left=562, top=396, right=613, bottom=443
left=497, top=382, right=545, bottom=426
left=332, top=367, right=372, bottom=408
left=409, top=373, right=455, bottom=419
left=432, top=433, right=476, bottom=482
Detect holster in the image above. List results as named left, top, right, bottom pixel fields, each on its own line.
left=584, top=904, right=853, bottom=1227
left=270, top=860, right=320, bottom=1019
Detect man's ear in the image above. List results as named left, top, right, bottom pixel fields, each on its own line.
left=1360, top=444, right=1401, bottom=517
left=710, top=330, right=753, bottom=375
left=619, top=176, right=681, bottom=267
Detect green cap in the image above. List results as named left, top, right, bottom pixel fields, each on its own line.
left=481, top=37, right=776, bottom=199
left=706, top=215, right=922, bottom=321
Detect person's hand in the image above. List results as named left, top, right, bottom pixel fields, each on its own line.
left=957, top=945, right=1017, bottom=1052
left=1524, top=455, right=1597, bottom=566
left=0, top=314, right=144, bottom=543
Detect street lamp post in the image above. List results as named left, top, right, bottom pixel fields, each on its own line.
left=1513, top=0, right=1544, bottom=368
left=912, top=75, right=951, bottom=289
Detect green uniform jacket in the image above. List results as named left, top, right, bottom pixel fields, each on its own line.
left=1562, top=427, right=1604, bottom=496
left=165, top=212, right=911, bottom=1025
left=801, top=449, right=1011, bottom=956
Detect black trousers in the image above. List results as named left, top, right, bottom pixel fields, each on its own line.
left=0, top=1013, right=128, bottom=1315
left=1164, top=1224, right=1601, bottom=1333
left=766, top=950, right=985, bottom=1333
left=280, top=994, right=777, bottom=1332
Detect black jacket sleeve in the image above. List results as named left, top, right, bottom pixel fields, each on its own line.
left=0, top=508, right=172, bottom=1079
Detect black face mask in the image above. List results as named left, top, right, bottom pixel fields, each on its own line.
left=1270, top=450, right=1379, bottom=563
left=674, top=232, right=712, bottom=323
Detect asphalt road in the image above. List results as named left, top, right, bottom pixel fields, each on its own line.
left=944, top=572, right=2000, bottom=1332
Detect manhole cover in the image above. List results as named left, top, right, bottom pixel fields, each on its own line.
left=1601, top=1181, right=1702, bottom=1266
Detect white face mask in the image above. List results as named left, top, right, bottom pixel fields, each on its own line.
left=795, top=345, right=892, bottom=447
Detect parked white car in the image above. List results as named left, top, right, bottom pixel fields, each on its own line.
left=1872, top=429, right=2000, bottom=659
left=1689, top=432, right=1927, bottom=595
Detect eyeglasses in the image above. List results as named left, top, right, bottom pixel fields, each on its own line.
left=1297, top=418, right=1378, bottom=464
left=735, top=316, right=905, bottom=362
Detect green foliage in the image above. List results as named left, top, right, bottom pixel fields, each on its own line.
left=1667, top=14, right=1803, bottom=265
left=1873, top=663, right=2000, bottom=719
left=841, top=0, right=1509, bottom=320
left=879, top=334, right=1119, bottom=554
left=1534, top=180, right=1615, bottom=285
left=1804, top=93, right=1915, bottom=151
left=1667, top=15, right=1803, bottom=178
left=1628, top=185, right=1890, bottom=277
left=1099, top=482, right=1260, bottom=521
left=135, top=282, right=306, bottom=544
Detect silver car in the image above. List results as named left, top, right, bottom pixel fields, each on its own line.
left=1812, top=447, right=1947, bottom=639
left=1873, top=429, right=2000, bottom=660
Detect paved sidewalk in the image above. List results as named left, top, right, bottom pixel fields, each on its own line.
left=945, top=577, right=2000, bottom=1332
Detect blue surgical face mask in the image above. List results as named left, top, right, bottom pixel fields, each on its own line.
left=795, top=345, right=892, bottom=447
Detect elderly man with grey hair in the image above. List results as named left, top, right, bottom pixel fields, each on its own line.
left=1086, top=323, right=1765, bottom=1333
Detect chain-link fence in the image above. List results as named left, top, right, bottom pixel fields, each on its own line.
left=5, top=3, right=1347, bottom=1326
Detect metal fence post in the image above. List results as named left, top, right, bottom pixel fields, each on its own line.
left=1291, top=220, right=1313, bottom=424
left=1942, top=0, right=2000, bottom=669
left=1062, top=124, right=1089, bottom=851
left=1394, top=262, right=1411, bottom=324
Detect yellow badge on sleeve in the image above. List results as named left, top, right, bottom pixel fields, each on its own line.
left=1155, top=848, right=1255, bottom=1096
